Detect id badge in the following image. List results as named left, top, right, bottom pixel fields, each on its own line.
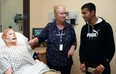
left=59, top=44, right=63, bottom=51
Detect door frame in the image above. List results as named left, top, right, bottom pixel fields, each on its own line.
left=23, top=0, right=30, bottom=39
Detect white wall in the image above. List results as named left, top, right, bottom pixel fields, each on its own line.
left=0, top=0, right=23, bottom=32
left=30, top=0, right=116, bottom=74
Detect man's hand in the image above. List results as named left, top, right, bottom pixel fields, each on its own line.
left=94, top=64, right=105, bottom=74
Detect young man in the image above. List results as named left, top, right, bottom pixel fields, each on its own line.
left=79, top=3, right=115, bottom=74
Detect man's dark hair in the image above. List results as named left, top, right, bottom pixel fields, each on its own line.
left=81, top=3, right=96, bottom=13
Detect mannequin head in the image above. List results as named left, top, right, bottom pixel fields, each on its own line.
left=2, top=29, right=17, bottom=46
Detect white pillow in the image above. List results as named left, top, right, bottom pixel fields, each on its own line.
left=0, top=33, right=6, bottom=48
left=0, top=32, right=28, bottom=48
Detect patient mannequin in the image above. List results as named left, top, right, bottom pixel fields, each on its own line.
left=0, top=29, right=60, bottom=74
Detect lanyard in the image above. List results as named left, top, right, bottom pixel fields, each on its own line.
left=56, top=29, right=65, bottom=43
left=59, top=29, right=63, bottom=42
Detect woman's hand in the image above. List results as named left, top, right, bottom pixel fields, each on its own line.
left=68, top=45, right=75, bottom=58
left=68, top=49, right=74, bottom=58
left=28, top=37, right=39, bottom=47
left=80, top=63, right=86, bottom=73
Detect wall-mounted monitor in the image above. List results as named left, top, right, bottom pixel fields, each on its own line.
left=32, top=28, right=43, bottom=38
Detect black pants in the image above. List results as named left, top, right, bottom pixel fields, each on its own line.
left=86, top=69, right=111, bottom=74
left=47, top=63, right=72, bottom=74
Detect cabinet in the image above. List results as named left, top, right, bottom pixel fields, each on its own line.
left=34, top=47, right=46, bottom=64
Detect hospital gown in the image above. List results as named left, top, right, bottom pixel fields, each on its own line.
left=0, top=46, right=50, bottom=74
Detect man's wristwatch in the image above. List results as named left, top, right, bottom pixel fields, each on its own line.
left=100, top=64, right=105, bottom=68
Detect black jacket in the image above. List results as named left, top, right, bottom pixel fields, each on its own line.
left=79, top=17, right=115, bottom=67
